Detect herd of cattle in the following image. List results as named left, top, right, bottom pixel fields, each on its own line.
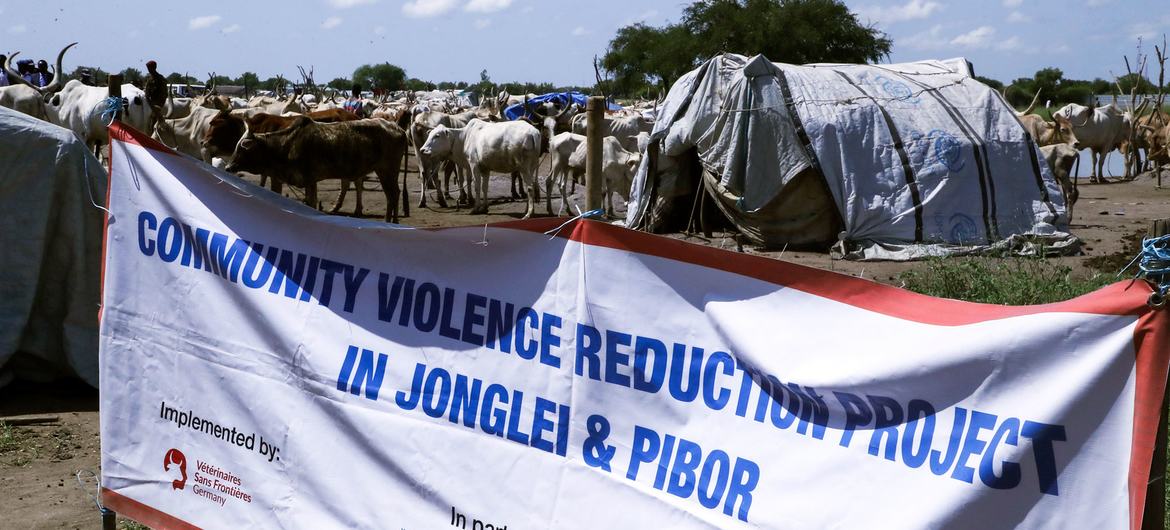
left=3, top=43, right=1167, bottom=225
left=1, top=44, right=657, bottom=223
left=1017, top=88, right=1170, bottom=217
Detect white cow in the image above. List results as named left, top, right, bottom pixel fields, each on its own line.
left=0, top=42, right=75, bottom=120
left=420, top=119, right=542, bottom=217
left=570, top=113, right=654, bottom=152
left=568, top=136, right=642, bottom=217
left=409, top=107, right=501, bottom=208
left=45, top=80, right=153, bottom=157
left=1051, top=103, right=1130, bottom=183
left=547, top=132, right=586, bottom=214
left=153, top=105, right=222, bottom=162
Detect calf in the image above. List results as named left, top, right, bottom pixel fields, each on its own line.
left=225, top=117, right=407, bottom=223
left=1040, top=143, right=1080, bottom=220
left=547, top=132, right=586, bottom=214
left=420, top=119, right=542, bottom=217
left=568, top=136, right=642, bottom=217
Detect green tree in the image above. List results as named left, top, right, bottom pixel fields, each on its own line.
left=235, top=71, right=260, bottom=88
left=1117, top=73, right=1156, bottom=94
left=352, top=63, right=407, bottom=91
left=119, top=67, right=144, bottom=87
left=602, top=0, right=892, bottom=96
left=975, top=75, right=1003, bottom=92
left=326, top=77, right=353, bottom=91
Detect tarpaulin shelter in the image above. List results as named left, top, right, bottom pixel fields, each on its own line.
left=503, top=91, right=621, bottom=121
left=625, top=54, right=1078, bottom=260
left=0, top=106, right=104, bottom=387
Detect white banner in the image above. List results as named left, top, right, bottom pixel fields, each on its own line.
left=100, top=123, right=1169, bottom=529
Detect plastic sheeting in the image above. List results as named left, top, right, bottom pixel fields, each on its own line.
left=626, top=54, right=1076, bottom=259
left=0, top=106, right=104, bottom=387
left=503, top=92, right=621, bottom=121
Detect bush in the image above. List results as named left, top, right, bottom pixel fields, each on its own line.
left=897, top=257, right=1113, bottom=305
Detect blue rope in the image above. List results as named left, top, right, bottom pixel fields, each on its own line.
left=1124, top=234, right=1170, bottom=306
left=97, top=97, right=125, bottom=126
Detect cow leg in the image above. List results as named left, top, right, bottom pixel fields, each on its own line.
left=377, top=168, right=399, bottom=223
left=417, top=160, right=429, bottom=208
left=471, top=167, right=488, bottom=215
left=523, top=171, right=537, bottom=219
left=354, top=177, right=364, bottom=217
left=260, top=174, right=269, bottom=188
left=434, top=163, right=450, bottom=208
left=331, top=179, right=349, bottom=214
left=270, top=177, right=283, bottom=195
left=305, top=181, right=319, bottom=211
left=544, top=171, right=554, bottom=215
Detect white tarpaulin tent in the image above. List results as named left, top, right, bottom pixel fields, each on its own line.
left=0, top=106, right=104, bottom=387
left=625, top=54, right=1078, bottom=260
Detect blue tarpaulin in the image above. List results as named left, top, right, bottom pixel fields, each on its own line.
left=503, top=92, right=622, bottom=121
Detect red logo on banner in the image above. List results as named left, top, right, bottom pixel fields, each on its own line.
left=164, top=448, right=188, bottom=490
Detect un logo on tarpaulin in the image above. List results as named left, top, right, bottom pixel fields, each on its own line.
left=949, top=213, right=978, bottom=242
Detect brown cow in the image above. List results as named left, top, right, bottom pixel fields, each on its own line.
left=203, top=109, right=372, bottom=213
left=225, top=117, right=407, bottom=223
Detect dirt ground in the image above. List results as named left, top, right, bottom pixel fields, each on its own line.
left=3, top=154, right=1168, bottom=529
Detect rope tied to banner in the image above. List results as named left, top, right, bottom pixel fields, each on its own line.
left=544, top=208, right=605, bottom=239
left=97, top=97, right=127, bottom=127
left=1120, top=234, right=1170, bottom=308
left=75, top=469, right=105, bottom=511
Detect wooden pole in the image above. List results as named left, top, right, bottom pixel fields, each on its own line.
left=1143, top=217, right=1169, bottom=530
left=107, top=74, right=123, bottom=123
left=585, top=96, right=605, bottom=212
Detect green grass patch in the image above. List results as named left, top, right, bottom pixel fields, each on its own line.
left=897, top=257, right=1113, bottom=305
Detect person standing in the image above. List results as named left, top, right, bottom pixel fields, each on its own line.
left=143, top=60, right=169, bottom=135
left=35, top=60, right=53, bottom=87
left=17, top=59, right=37, bottom=85
left=343, top=84, right=367, bottom=118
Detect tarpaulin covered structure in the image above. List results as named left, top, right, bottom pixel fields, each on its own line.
left=625, top=54, right=1078, bottom=260
left=503, top=91, right=621, bottom=121
left=0, top=106, right=104, bottom=387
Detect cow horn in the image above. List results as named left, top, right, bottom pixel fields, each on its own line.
left=1, top=52, right=33, bottom=92
left=554, top=97, right=574, bottom=120
left=36, top=42, right=75, bottom=95
left=1020, top=87, right=1040, bottom=116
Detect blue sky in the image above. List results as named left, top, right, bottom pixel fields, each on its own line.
left=1, top=0, right=1167, bottom=87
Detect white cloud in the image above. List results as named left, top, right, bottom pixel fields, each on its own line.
left=1006, top=11, right=1030, bottom=23
left=374, top=25, right=387, bottom=35
left=188, top=15, right=221, bottom=30
left=902, top=24, right=947, bottom=50
left=951, top=26, right=996, bottom=48
left=1086, top=0, right=1109, bottom=5
left=403, top=0, right=458, bottom=17
left=996, top=36, right=1021, bottom=51
left=465, top=0, right=512, bottom=13
left=327, top=0, right=376, bottom=7
left=474, top=18, right=491, bottom=29
left=571, top=26, right=589, bottom=37
left=221, top=24, right=241, bottom=34
left=855, top=0, right=941, bottom=25
left=8, top=24, right=27, bottom=34
left=321, top=16, right=343, bottom=29
left=520, top=5, right=533, bottom=13
left=1002, top=0, right=1022, bottom=6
